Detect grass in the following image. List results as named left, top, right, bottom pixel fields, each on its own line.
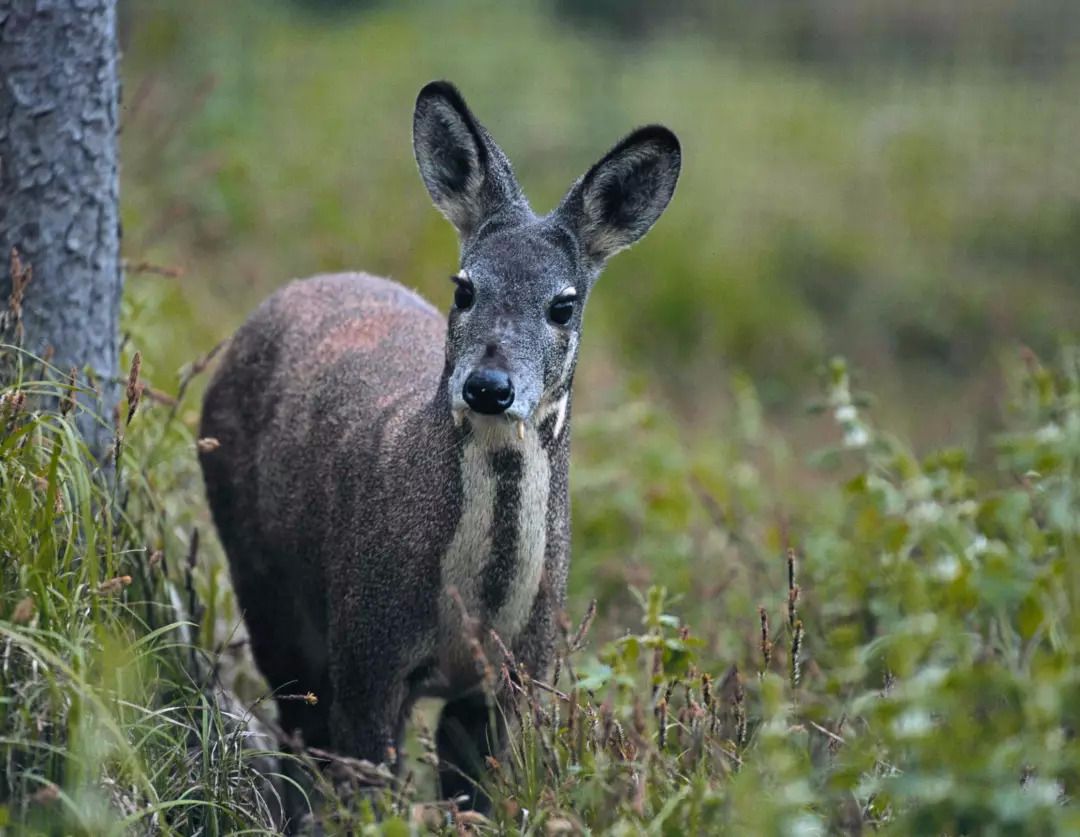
left=3, top=323, right=1080, bottom=832
left=0, top=340, right=290, bottom=834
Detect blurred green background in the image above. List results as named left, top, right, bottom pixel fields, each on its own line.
left=117, top=0, right=1080, bottom=627
left=120, top=0, right=1080, bottom=451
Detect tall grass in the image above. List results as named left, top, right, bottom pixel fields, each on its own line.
left=0, top=341, right=288, bottom=834
left=493, top=349, right=1080, bottom=833
left=4, top=327, right=1078, bottom=832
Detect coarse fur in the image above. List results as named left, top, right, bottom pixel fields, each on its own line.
left=199, top=80, right=680, bottom=814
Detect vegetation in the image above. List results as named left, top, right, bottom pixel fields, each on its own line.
left=3, top=0, right=1080, bottom=833
left=3, top=328, right=1079, bottom=832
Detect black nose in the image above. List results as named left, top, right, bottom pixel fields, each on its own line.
left=463, top=368, right=515, bottom=415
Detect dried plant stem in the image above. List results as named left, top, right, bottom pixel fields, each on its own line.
left=787, top=548, right=800, bottom=630
left=758, top=606, right=772, bottom=674
left=125, top=351, right=143, bottom=425
left=570, top=599, right=597, bottom=652
left=790, top=620, right=804, bottom=689
left=122, top=259, right=185, bottom=278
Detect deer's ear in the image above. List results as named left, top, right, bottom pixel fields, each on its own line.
left=557, top=125, right=681, bottom=266
left=413, top=81, right=526, bottom=239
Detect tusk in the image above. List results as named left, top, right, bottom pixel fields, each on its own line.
left=552, top=393, right=569, bottom=439
left=517, top=421, right=525, bottom=440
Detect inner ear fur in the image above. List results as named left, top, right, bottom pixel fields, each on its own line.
left=561, top=125, right=681, bottom=265
left=413, top=80, right=527, bottom=240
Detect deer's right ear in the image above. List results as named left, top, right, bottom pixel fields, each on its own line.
left=413, top=81, right=525, bottom=240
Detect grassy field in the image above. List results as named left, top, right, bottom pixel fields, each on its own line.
left=3, top=0, right=1080, bottom=833
left=3, top=336, right=1079, bottom=834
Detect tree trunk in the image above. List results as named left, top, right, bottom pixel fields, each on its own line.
left=0, top=0, right=122, bottom=458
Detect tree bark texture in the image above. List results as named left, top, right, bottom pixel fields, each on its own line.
left=0, top=0, right=122, bottom=457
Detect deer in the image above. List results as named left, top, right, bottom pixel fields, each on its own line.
left=199, top=80, right=680, bottom=811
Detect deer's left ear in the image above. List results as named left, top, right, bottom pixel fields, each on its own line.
left=556, top=126, right=681, bottom=266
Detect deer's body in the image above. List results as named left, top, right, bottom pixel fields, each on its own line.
left=202, top=272, right=569, bottom=749
left=200, top=82, right=679, bottom=811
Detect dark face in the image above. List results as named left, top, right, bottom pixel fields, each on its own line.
left=446, top=224, right=583, bottom=425
left=412, top=80, right=681, bottom=432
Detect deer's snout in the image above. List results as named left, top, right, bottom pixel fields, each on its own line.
left=463, top=368, right=515, bottom=415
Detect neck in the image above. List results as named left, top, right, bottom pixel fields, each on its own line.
left=435, top=374, right=571, bottom=659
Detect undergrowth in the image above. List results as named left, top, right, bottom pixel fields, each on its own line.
left=2, top=339, right=1079, bottom=834
left=0, top=343, right=285, bottom=834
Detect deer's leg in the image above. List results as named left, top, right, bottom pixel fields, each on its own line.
left=325, top=592, right=431, bottom=771
left=226, top=548, right=331, bottom=749
left=436, top=579, right=561, bottom=810
left=513, top=574, right=559, bottom=685
left=436, top=691, right=505, bottom=811
left=328, top=651, right=410, bottom=769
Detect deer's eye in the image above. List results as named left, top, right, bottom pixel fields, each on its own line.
left=549, top=296, right=575, bottom=326
left=453, top=279, right=475, bottom=311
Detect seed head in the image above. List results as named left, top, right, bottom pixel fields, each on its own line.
left=791, top=619, right=804, bottom=689
left=1, top=389, right=26, bottom=419
left=569, top=598, right=597, bottom=652
left=656, top=698, right=669, bottom=750
left=126, top=352, right=143, bottom=425
left=758, top=606, right=772, bottom=671
left=7, top=248, right=32, bottom=339
left=98, top=575, right=133, bottom=595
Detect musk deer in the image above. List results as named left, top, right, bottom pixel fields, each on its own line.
left=199, top=80, right=680, bottom=809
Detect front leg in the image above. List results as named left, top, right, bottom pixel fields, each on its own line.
left=436, top=690, right=505, bottom=811
left=437, top=576, right=563, bottom=811
left=329, top=666, right=408, bottom=768
left=323, top=530, right=440, bottom=770
left=326, top=598, right=417, bottom=770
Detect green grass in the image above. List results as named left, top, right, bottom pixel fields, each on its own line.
left=0, top=343, right=291, bottom=834
left=3, top=332, right=1080, bottom=833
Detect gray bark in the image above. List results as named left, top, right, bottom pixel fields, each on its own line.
left=0, top=0, right=122, bottom=458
